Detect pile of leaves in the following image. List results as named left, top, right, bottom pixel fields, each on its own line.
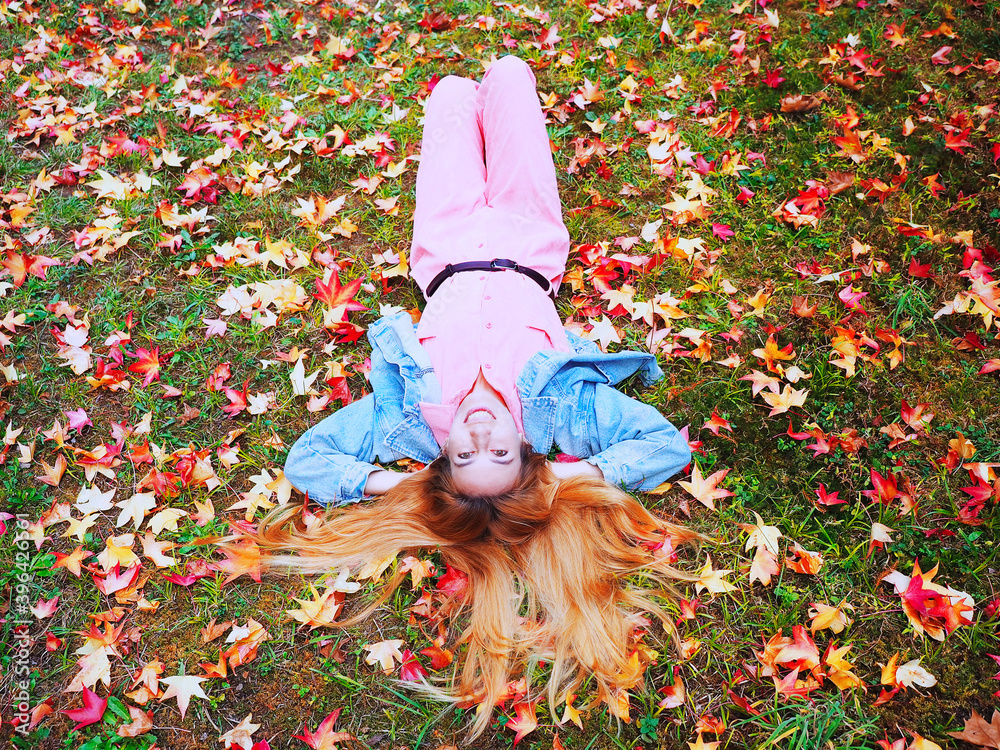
left=1, top=0, right=998, bottom=748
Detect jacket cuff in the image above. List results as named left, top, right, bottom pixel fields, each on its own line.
left=585, top=454, right=624, bottom=489
left=336, top=463, right=377, bottom=506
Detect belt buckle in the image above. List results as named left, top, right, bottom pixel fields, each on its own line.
left=491, top=258, right=518, bottom=271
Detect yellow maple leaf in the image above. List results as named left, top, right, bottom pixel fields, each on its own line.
left=695, top=555, right=737, bottom=595
left=808, top=600, right=854, bottom=634
left=286, top=585, right=343, bottom=629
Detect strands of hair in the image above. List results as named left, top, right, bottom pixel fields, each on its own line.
left=246, top=451, right=704, bottom=740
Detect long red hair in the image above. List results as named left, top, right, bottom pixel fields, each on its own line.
left=250, top=452, right=703, bottom=738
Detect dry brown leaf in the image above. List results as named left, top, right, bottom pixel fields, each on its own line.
left=780, top=94, right=821, bottom=113
left=948, top=710, right=1000, bottom=749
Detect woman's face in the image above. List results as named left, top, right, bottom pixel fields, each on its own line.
left=446, top=385, right=523, bottom=496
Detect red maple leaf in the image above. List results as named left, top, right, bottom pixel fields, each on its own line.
left=920, top=174, right=945, bottom=198
left=313, top=273, right=368, bottom=318
left=814, top=483, right=846, bottom=509
left=177, top=167, right=219, bottom=203
left=944, top=127, right=972, bottom=154
left=762, top=67, right=785, bottom=88
left=137, top=466, right=182, bottom=498
left=127, top=440, right=154, bottom=464
left=222, top=378, right=251, bottom=417
left=907, top=257, right=934, bottom=278
left=62, top=686, right=107, bottom=731
left=832, top=128, right=865, bottom=163
left=900, top=399, right=933, bottom=430
left=213, top=538, right=262, bottom=585
left=900, top=572, right=942, bottom=617
left=436, top=564, right=469, bottom=597
left=883, top=22, right=909, bottom=47
left=399, top=649, right=428, bottom=682
left=420, top=642, right=454, bottom=670
left=862, top=469, right=898, bottom=504
left=703, top=411, right=733, bottom=437
left=773, top=667, right=818, bottom=699
left=588, top=259, right=620, bottom=292
left=333, top=321, right=366, bottom=344
left=2, top=249, right=29, bottom=287
left=294, top=709, right=349, bottom=749
left=86, top=359, right=130, bottom=390
left=930, top=45, right=953, bottom=65
left=93, top=563, right=141, bottom=596
left=127, top=347, right=161, bottom=387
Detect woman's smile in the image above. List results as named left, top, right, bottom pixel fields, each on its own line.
left=465, top=407, right=496, bottom=423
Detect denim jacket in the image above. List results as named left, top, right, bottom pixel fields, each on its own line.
left=284, top=311, right=691, bottom=505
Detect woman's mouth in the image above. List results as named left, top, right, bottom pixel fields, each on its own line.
left=465, top=407, right=496, bottom=423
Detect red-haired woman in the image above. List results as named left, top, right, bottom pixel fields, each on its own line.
left=257, top=55, right=699, bottom=739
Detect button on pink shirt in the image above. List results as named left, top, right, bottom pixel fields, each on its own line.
left=417, top=270, right=571, bottom=446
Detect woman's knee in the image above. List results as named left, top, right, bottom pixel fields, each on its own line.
left=429, top=75, right=478, bottom=103
left=484, top=55, right=535, bottom=86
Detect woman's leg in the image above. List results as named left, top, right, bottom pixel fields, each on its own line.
left=409, top=75, right=487, bottom=292
left=475, top=56, right=569, bottom=282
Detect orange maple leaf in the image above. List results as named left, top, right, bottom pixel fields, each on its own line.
left=213, top=538, right=262, bottom=585
left=51, top=546, right=91, bottom=577
left=127, top=347, right=161, bottom=388
left=832, top=128, right=866, bottom=163
left=506, top=700, right=539, bottom=746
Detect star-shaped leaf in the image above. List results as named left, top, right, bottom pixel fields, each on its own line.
left=62, top=686, right=107, bottom=731
left=363, top=639, right=404, bottom=673
left=695, top=555, right=737, bottom=595
left=159, top=675, right=209, bottom=719
left=678, top=464, right=733, bottom=510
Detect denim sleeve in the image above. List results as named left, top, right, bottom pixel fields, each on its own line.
left=283, top=395, right=384, bottom=506
left=583, top=384, right=691, bottom=491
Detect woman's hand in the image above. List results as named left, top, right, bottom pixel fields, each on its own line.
left=547, top=459, right=604, bottom=481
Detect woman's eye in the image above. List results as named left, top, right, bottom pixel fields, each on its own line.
left=493, top=450, right=508, bottom=457
left=458, top=452, right=473, bottom=459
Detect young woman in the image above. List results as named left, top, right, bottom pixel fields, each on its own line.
left=255, top=55, right=699, bottom=738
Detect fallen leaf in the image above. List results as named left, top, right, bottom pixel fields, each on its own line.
left=808, top=600, right=854, bottom=634
left=294, top=708, right=353, bottom=750
left=695, top=555, right=737, bottom=595
left=948, top=709, right=1000, bottom=749
left=159, top=674, right=209, bottom=719
left=678, top=464, right=733, bottom=510
left=117, top=705, right=153, bottom=737
left=506, top=700, right=539, bottom=746
left=363, top=639, right=405, bottom=673
left=61, top=686, right=107, bottom=731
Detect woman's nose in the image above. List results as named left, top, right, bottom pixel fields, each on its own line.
left=469, top=422, right=493, bottom=442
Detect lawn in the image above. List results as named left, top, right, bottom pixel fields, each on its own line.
left=1, top=0, right=998, bottom=748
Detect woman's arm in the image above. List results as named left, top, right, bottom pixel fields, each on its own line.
left=284, top=394, right=406, bottom=505
left=547, top=459, right=604, bottom=481
left=362, top=469, right=410, bottom=495
left=576, top=384, right=692, bottom=491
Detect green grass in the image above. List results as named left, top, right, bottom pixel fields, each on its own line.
left=1, top=0, right=999, bottom=748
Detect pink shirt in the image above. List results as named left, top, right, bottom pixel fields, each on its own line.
left=417, top=270, right=571, bottom=446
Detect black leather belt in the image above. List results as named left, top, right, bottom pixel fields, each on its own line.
left=425, top=258, right=555, bottom=300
